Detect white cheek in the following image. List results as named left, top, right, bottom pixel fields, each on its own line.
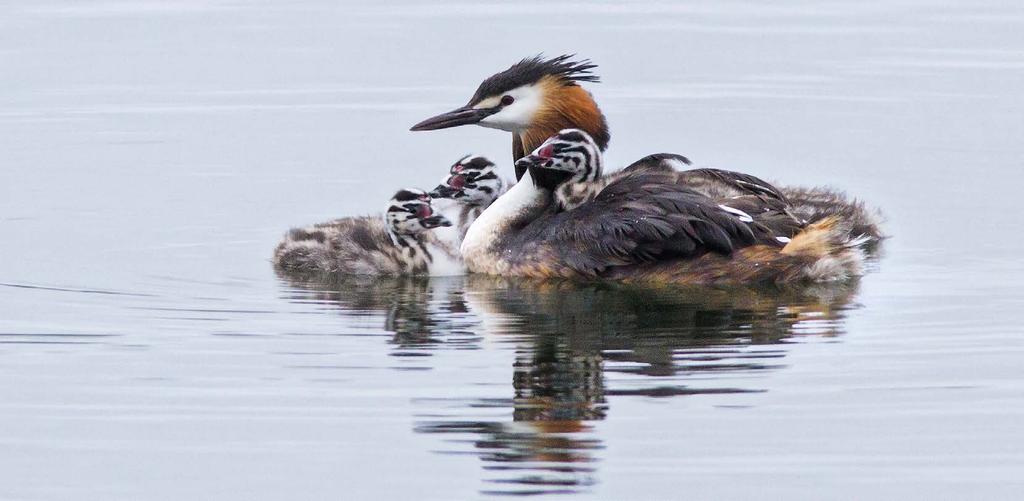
left=478, top=115, right=511, bottom=131
left=478, top=85, right=542, bottom=132
left=482, top=108, right=530, bottom=131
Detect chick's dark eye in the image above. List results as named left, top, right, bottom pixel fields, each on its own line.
left=501, top=95, right=515, bottom=106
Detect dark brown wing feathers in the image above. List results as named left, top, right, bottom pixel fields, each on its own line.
left=508, top=165, right=799, bottom=278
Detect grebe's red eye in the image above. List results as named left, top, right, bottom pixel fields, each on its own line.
left=448, top=175, right=466, bottom=189
left=501, top=95, right=514, bottom=106
left=537, top=144, right=554, bottom=159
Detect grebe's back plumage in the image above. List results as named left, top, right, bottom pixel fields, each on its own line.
left=460, top=130, right=866, bottom=285
left=535, top=133, right=805, bottom=242
left=623, top=152, right=883, bottom=244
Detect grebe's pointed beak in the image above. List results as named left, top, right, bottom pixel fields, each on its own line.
left=410, top=105, right=494, bottom=131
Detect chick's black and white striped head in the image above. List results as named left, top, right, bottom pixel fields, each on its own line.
left=514, top=128, right=603, bottom=191
left=429, top=155, right=504, bottom=207
left=385, top=188, right=452, bottom=237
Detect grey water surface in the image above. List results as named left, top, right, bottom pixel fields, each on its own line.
left=2, top=1, right=1023, bottom=499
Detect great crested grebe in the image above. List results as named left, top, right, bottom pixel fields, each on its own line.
left=459, top=130, right=866, bottom=285
left=273, top=188, right=460, bottom=276
left=411, top=54, right=883, bottom=242
left=427, top=154, right=508, bottom=239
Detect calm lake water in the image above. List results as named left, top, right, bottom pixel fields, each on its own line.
left=2, top=1, right=1023, bottom=499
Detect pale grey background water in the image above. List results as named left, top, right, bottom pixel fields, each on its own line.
left=2, top=1, right=1023, bottom=499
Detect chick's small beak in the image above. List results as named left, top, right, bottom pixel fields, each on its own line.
left=514, top=154, right=544, bottom=172
left=429, top=184, right=459, bottom=199
left=410, top=105, right=494, bottom=131
left=419, top=215, right=452, bottom=229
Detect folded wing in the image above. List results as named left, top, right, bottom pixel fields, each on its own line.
left=513, top=165, right=797, bottom=277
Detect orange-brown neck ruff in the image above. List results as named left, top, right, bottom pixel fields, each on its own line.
left=514, top=78, right=610, bottom=179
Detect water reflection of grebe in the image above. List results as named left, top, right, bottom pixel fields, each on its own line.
left=277, top=274, right=479, bottom=351
left=279, top=272, right=860, bottom=495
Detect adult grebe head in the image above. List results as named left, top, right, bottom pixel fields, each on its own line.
left=410, top=54, right=610, bottom=179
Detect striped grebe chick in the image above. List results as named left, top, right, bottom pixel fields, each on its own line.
left=411, top=54, right=883, bottom=245
left=274, top=189, right=460, bottom=276
left=427, top=154, right=508, bottom=240
left=460, top=130, right=866, bottom=285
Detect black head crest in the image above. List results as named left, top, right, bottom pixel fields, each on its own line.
left=469, top=54, right=600, bottom=105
